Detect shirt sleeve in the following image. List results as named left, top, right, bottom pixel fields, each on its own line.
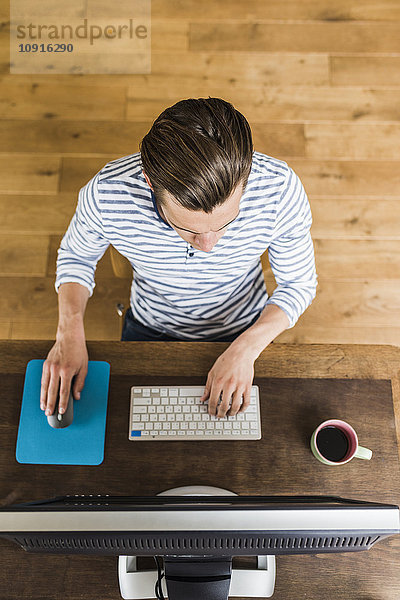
left=265, top=166, right=318, bottom=329
left=55, top=172, right=109, bottom=297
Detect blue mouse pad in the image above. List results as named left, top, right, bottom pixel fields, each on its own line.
left=16, top=359, right=110, bottom=466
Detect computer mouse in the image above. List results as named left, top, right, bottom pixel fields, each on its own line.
left=47, top=389, right=74, bottom=429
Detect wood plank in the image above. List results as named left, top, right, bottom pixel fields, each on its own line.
left=289, top=160, right=400, bottom=197
left=59, top=157, right=118, bottom=191
left=1, top=53, right=330, bottom=87
left=189, top=22, right=400, bottom=53
left=0, top=156, right=60, bottom=193
left=252, top=124, right=305, bottom=156
left=127, top=84, right=400, bottom=123
left=10, top=316, right=122, bottom=341
left=0, top=277, right=130, bottom=321
left=18, top=0, right=400, bottom=22
left=261, top=279, right=400, bottom=328
left=309, top=198, right=400, bottom=240
left=0, top=194, right=77, bottom=234
left=152, top=0, right=400, bottom=21
left=305, top=123, right=400, bottom=159
left=0, top=234, right=49, bottom=276
left=0, top=321, right=11, bottom=339
left=261, top=239, right=400, bottom=280
left=277, top=325, right=400, bottom=346
left=0, top=83, right=126, bottom=120
left=313, top=239, right=400, bottom=280
left=145, top=52, right=329, bottom=87
left=0, top=120, right=149, bottom=154
left=331, top=57, right=400, bottom=87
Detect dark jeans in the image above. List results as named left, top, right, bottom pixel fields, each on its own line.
left=121, top=307, right=271, bottom=343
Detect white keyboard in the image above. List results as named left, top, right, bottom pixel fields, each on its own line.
left=129, top=386, right=261, bottom=441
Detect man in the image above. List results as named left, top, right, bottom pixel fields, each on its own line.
left=40, top=97, right=318, bottom=420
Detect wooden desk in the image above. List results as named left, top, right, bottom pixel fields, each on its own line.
left=1, top=341, right=400, bottom=599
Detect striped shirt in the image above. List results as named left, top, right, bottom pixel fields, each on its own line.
left=55, top=151, right=318, bottom=340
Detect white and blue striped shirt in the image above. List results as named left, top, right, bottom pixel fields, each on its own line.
left=55, top=151, right=318, bottom=340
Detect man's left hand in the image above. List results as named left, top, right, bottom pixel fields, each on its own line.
left=199, top=341, right=256, bottom=418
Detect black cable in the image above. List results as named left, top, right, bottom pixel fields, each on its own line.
left=154, top=556, right=166, bottom=600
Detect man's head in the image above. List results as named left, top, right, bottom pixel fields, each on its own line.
left=139, top=97, right=253, bottom=252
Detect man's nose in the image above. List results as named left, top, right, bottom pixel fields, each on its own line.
left=193, top=232, right=218, bottom=252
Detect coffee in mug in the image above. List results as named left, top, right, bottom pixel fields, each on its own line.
left=311, top=419, right=372, bottom=466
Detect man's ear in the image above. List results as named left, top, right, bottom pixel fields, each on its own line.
left=142, top=170, right=154, bottom=190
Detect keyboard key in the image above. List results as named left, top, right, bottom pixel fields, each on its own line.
left=133, top=406, right=147, bottom=414
left=133, top=398, right=152, bottom=406
left=245, top=413, right=257, bottom=421
left=179, top=388, right=204, bottom=396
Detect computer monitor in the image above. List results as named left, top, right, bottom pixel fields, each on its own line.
left=0, top=494, right=399, bottom=600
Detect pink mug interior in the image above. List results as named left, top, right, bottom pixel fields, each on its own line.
left=314, top=419, right=358, bottom=463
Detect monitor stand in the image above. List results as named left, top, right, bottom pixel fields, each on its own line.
left=118, top=486, right=276, bottom=599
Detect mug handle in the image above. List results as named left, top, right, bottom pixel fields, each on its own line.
left=354, top=445, right=373, bottom=460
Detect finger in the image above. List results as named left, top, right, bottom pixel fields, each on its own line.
left=72, top=366, right=88, bottom=400
left=58, top=372, right=73, bottom=415
left=227, top=388, right=245, bottom=416
left=216, top=384, right=236, bottom=418
left=207, top=381, right=223, bottom=417
left=238, top=386, right=252, bottom=413
left=199, top=383, right=210, bottom=403
left=40, top=363, right=50, bottom=411
left=45, top=369, right=61, bottom=416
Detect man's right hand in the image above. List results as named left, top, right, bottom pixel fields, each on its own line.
left=40, top=333, right=88, bottom=417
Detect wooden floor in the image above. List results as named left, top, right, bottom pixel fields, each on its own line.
left=0, top=1, right=399, bottom=344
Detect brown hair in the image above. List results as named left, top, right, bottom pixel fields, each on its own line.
left=139, top=97, right=253, bottom=213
